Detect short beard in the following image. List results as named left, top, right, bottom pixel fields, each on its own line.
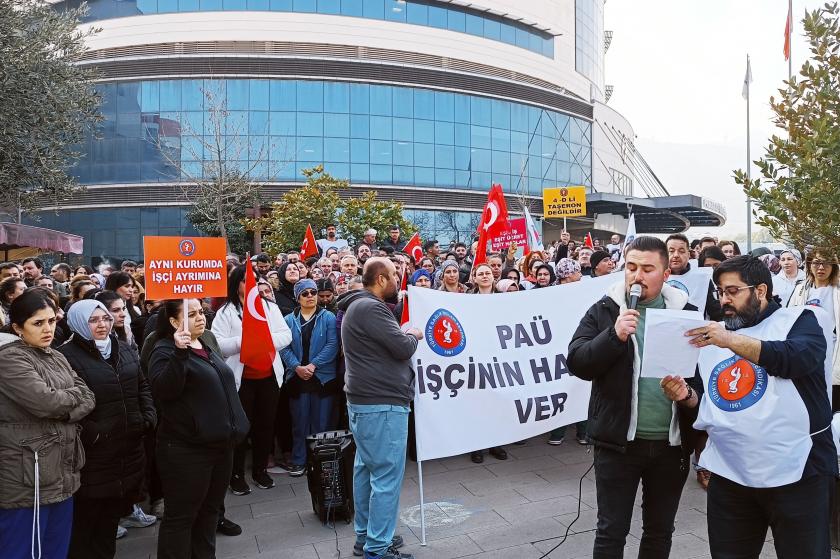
left=723, top=293, right=762, bottom=330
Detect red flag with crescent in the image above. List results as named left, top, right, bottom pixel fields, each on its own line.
left=399, top=270, right=410, bottom=326
left=584, top=232, right=594, bottom=249
left=300, top=224, right=318, bottom=260
left=240, top=255, right=275, bottom=371
left=473, top=183, right=510, bottom=267
left=403, top=232, right=424, bottom=264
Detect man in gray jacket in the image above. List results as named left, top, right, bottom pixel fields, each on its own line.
left=337, top=257, right=422, bottom=559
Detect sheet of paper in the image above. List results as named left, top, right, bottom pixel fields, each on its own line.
left=640, top=309, right=707, bottom=378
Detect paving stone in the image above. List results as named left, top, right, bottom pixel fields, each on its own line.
left=495, top=496, right=588, bottom=525
left=462, top=471, right=550, bottom=497
left=467, top=516, right=565, bottom=552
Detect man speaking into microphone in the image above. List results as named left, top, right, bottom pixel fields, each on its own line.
left=661, top=255, right=836, bottom=558
left=568, top=236, right=702, bottom=559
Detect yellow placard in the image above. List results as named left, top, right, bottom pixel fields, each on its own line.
left=543, top=186, right=588, bottom=217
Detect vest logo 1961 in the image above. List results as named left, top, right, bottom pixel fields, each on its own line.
left=425, top=309, right=466, bottom=357
left=665, top=279, right=689, bottom=295
left=708, top=355, right=768, bottom=412
left=178, top=238, right=196, bottom=257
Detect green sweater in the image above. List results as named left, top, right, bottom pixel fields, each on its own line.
left=634, top=294, right=672, bottom=440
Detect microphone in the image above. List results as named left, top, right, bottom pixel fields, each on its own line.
left=629, top=283, right=642, bottom=311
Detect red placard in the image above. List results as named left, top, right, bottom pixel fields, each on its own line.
left=489, top=217, right=527, bottom=252
left=143, top=236, right=228, bottom=300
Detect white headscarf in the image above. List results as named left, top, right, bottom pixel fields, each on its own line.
left=67, top=299, right=114, bottom=359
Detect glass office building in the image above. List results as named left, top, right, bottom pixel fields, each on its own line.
left=41, top=0, right=722, bottom=261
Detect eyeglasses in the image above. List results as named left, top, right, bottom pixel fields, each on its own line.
left=811, top=260, right=833, bottom=269
left=299, top=289, right=317, bottom=297
left=88, top=316, right=114, bottom=325
left=714, top=285, right=755, bottom=299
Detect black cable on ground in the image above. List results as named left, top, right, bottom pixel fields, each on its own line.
left=532, top=455, right=595, bottom=558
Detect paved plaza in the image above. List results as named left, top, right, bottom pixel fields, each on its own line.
left=116, top=437, right=837, bottom=559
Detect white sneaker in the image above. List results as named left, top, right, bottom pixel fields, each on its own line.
left=116, top=525, right=128, bottom=539
left=119, top=504, right=157, bottom=528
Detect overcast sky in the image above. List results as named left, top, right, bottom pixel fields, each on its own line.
left=603, top=0, right=822, bottom=238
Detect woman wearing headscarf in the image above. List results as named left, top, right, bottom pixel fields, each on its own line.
left=0, top=290, right=95, bottom=559
left=58, top=300, right=156, bottom=559
left=533, top=263, right=557, bottom=288
left=148, top=298, right=249, bottom=559
left=278, top=279, right=338, bottom=477
left=437, top=260, right=467, bottom=293
left=274, top=262, right=300, bottom=316
left=494, top=279, right=519, bottom=293
left=773, top=248, right=805, bottom=306
left=212, top=265, right=292, bottom=495
left=787, top=250, right=840, bottom=410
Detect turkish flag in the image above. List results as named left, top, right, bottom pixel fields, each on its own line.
left=474, top=184, right=510, bottom=267
left=584, top=232, right=594, bottom=249
left=300, top=224, right=318, bottom=260
left=403, top=232, right=424, bottom=264
left=399, top=270, right=409, bottom=326
left=240, top=256, right=275, bottom=371
left=784, top=5, right=791, bottom=61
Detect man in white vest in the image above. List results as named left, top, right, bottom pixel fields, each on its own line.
left=661, top=255, right=836, bottom=559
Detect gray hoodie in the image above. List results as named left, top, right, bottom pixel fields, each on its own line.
left=337, top=290, right=418, bottom=406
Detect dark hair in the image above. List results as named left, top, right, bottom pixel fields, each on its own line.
left=501, top=266, right=521, bottom=283
left=805, top=249, right=839, bottom=286
left=76, top=265, right=95, bottom=275
left=362, top=259, right=390, bottom=288
left=121, top=260, right=138, bottom=268
left=665, top=234, right=690, bottom=248
left=718, top=240, right=741, bottom=255
left=713, top=255, right=774, bottom=302
left=155, top=299, right=187, bottom=340
left=0, top=277, right=25, bottom=303
left=53, top=263, right=72, bottom=277
left=226, top=265, right=248, bottom=311
left=0, top=262, right=19, bottom=274
left=690, top=239, right=701, bottom=250
left=422, top=240, right=438, bottom=251
left=21, top=257, right=44, bottom=271
left=105, top=271, right=133, bottom=291
left=699, top=236, right=716, bottom=244
left=8, top=289, right=57, bottom=328
left=94, top=290, right=123, bottom=310
left=316, top=278, right=334, bottom=292
left=83, top=288, right=102, bottom=300
left=254, top=253, right=270, bottom=264
left=454, top=242, right=467, bottom=250
left=698, top=246, right=727, bottom=267
left=624, top=235, right=668, bottom=266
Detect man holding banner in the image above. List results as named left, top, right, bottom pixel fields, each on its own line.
left=568, top=236, right=701, bottom=559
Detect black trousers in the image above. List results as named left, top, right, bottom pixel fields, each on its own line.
left=156, top=439, right=233, bottom=559
left=707, top=473, right=832, bottom=559
left=593, top=440, right=688, bottom=559
left=68, top=496, right=127, bottom=559
left=234, top=375, right=280, bottom=477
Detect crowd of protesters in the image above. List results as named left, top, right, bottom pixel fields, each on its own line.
left=0, top=223, right=836, bottom=559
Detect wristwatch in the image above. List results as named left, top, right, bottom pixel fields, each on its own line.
left=679, top=385, right=694, bottom=403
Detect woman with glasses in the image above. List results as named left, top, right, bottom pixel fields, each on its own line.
left=279, top=279, right=338, bottom=477
left=59, top=299, right=156, bottom=559
left=788, top=250, right=840, bottom=410
left=211, top=265, right=292, bottom=495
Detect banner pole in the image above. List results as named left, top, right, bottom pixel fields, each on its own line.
left=563, top=217, right=567, bottom=233
left=417, top=459, right=427, bottom=546
left=182, top=298, right=189, bottom=334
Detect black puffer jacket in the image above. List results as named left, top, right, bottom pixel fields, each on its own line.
left=58, top=334, right=156, bottom=500
left=148, top=338, right=249, bottom=448
left=567, top=282, right=701, bottom=457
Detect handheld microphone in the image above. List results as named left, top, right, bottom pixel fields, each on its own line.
left=629, top=283, right=642, bottom=311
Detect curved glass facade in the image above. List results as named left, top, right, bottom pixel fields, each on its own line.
left=78, top=79, right=592, bottom=197
left=58, top=0, right=554, bottom=57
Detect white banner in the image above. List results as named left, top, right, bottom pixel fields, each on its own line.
left=667, top=265, right=713, bottom=315
left=408, top=275, right=616, bottom=461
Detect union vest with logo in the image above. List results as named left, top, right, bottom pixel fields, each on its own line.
left=695, top=306, right=831, bottom=488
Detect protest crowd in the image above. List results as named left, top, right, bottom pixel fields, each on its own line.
left=0, top=219, right=837, bottom=559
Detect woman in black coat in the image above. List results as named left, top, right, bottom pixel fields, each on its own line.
left=274, top=262, right=300, bottom=316
left=59, top=299, right=156, bottom=559
left=148, top=298, right=249, bottom=559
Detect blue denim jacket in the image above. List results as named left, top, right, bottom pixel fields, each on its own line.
left=280, top=308, right=338, bottom=385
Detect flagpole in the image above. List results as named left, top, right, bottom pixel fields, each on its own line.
left=746, top=54, right=753, bottom=253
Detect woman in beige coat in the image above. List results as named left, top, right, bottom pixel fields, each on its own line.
left=0, top=289, right=95, bottom=559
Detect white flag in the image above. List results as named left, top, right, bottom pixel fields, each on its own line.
left=523, top=207, right=544, bottom=253
left=741, top=56, right=753, bottom=100
left=616, top=213, right=637, bottom=267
